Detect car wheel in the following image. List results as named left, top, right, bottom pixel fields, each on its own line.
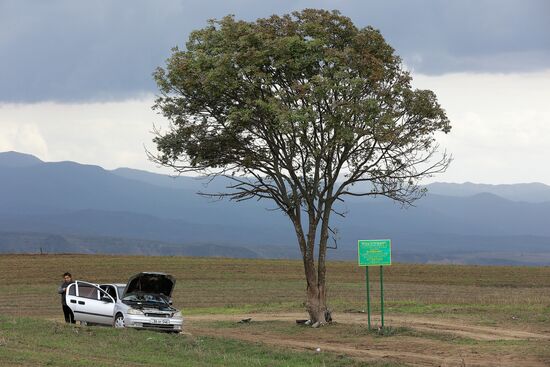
left=114, top=314, right=125, bottom=328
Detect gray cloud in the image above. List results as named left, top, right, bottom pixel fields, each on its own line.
left=1, top=0, right=549, bottom=102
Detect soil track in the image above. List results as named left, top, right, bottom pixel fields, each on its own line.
left=187, top=311, right=550, bottom=341
left=186, top=312, right=550, bottom=367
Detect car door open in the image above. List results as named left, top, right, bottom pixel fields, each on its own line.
left=69, top=281, right=115, bottom=325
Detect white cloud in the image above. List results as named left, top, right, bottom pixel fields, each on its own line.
left=412, top=70, right=550, bottom=184
left=0, top=96, right=167, bottom=172
left=1, top=70, right=550, bottom=184
left=0, top=122, right=49, bottom=159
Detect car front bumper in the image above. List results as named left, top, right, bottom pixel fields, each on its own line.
left=124, top=314, right=183, bottom=331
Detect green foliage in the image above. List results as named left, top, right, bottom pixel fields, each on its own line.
left=152, top=9, right=451, bottom=210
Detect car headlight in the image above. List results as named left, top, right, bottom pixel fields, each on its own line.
left=127, top=308, right=144, bottom=315
left=173, top=311, right=182, bottom=318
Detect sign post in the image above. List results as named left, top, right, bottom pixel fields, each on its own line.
left=358, top=239, right=391, bottom=330
left=365, top=266, right=371, bottom=330
left=380, top=265, right=384, bottom=327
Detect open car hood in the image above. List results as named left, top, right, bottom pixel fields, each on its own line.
left=123, top=272, right=175, bottom=298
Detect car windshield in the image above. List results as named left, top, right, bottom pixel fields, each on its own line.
left=122, top=292, right=169, bottom=305
left=117, top=286, right=126, bottom=297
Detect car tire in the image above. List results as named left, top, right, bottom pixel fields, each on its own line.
left=114, top=313, right=125, bottom=328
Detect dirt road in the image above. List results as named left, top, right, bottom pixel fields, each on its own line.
left=186, top=312, right=550, bottom=367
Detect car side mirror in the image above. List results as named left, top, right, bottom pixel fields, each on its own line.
left=101, top=296, right=113, bottom=303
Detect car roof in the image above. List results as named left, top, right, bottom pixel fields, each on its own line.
left=97, top=283, right=126, bottom=287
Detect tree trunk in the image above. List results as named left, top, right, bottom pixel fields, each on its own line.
left=305, top=279, right=328, bottom=324
left=304, top=199, right=334, bottom=324
left=303, top=223, right=330, bottom=324
left=290, top=211, right=330, bottom=324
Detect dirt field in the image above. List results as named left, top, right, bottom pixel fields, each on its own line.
left=184, top=312, right=550, bottom=367
left=1, top=254, right=549, bottom=366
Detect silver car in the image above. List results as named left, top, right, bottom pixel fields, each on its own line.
left=65, top=272, right=183, bottom=332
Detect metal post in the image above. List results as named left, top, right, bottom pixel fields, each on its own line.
left=380, top=265, right=384, bottom=328
left=366, top=266, right=371, bottom=330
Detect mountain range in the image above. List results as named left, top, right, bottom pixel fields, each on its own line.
left=1, top=151, right=550, bottom=265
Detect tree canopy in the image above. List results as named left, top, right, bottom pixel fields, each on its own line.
left=151, top=9, right=451, bottom=323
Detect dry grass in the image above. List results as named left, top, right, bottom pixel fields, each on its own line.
left=1, top=254, right=549, bottom=328
left=1, top=254, right=549, bottom=366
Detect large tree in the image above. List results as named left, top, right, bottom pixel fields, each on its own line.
left=151, top=9, right=451, bottom=324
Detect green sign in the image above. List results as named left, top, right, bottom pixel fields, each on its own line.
left=358, top=239, right=391, bottom=266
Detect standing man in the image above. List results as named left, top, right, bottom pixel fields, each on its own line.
left=58, top=272, right=75, bottom=323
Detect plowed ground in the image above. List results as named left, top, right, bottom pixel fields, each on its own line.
left=1, top=254, right=549, bottom=366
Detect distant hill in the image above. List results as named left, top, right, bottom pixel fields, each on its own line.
left=0, top=231, right=263, bottom=258
left=1, top=151, right=550, bottom=265
left=425, top=182, right=550, bottom=203
left=114, top=167, right=550, bottom=204
left=0, top=151, right=43, bottom=167
left=111, top=167, right=206, bottom=190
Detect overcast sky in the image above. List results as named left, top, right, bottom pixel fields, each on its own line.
left=1, top=0, right=549, bottom=184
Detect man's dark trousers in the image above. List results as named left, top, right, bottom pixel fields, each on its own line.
left=62, top=304, right=74, bottom=323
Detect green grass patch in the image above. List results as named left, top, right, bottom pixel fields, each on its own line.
left=0, top=316, right=406, bottom=367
